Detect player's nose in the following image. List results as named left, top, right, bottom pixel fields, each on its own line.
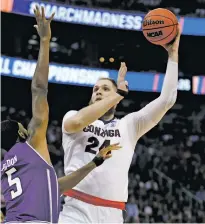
left=96, top=89, right=103, bottom=95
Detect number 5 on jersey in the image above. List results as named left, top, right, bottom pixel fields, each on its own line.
left=85, top=137, right=110, bottom=155
left=6, top=167, right=23, bottom=199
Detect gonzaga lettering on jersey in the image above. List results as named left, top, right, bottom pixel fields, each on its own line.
left=62, top=110, right=137, bottom=202
left=1, top=142, right=60, bottom=223
left=83, top=125, right=121, bottom=137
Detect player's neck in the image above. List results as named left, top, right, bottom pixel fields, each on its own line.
left=100, top=113, right=115, bottom=122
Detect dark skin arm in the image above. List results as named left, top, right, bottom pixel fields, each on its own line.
left=27, top=6, right=55, bottom=164
left=58, top=143, right=121, bottom=194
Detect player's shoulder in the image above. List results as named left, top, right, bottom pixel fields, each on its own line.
left=62, top=110, right=79, bottom=134
left=116, top=114, right=134, bottom=128
left=63, top=110, right=78, bottom=122
left=117, top=114, right=129, bottom=122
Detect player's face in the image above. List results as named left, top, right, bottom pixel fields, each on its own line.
left=91, top=79, right=117, bottom=104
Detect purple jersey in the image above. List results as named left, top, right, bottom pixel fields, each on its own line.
left=1, top=142, right=60, bottom=223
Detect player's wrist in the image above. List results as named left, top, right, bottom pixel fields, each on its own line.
left=168, top=52, right=178, bottom=63
left=116, top=89, right=128, bottom=97
left=40, top=38, right=50, bottom=44
left=92, top=156, right=104, bottom=167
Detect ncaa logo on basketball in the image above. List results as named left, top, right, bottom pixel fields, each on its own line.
left=143, top=20, right=164, bottom=26
left=147, top=30, right=163, bottom=38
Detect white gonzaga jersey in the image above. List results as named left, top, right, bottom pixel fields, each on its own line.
left=62, top=61, right=178, bottom=202
left=62, top=110, right=156, bottom=202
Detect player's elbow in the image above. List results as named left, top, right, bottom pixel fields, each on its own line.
left=31, top=85, right=48, bottom=95
left=64, top=117, right=83, bottom=134
left=160, top=90, right=177, bottom=110
left=167, top=93, right=177, bottom=109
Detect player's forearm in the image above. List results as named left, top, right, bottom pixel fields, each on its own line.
left=0, top=210, right=4, bottom=222
left=128, top=56, right=178, bottom=139
left=160, top=56, right=178, bottom=109
left=32, top=40, right=50, bottom=90
left=64, top=93, right=123, bottom=133
left=58, top=162, right=96, bottom=194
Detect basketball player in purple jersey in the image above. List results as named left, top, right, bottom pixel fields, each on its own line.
left=1, top=6, right=121, bottom=223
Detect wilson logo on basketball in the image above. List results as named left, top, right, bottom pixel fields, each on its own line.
left=147, top=30, right=163, bottom=37
left=143, top=20, right=164, bottom=26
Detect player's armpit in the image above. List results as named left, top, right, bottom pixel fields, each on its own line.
left=124, top=95, right=175, bottom=143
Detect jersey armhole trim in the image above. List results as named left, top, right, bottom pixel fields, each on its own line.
left=25, top=141, right=53, bottom=168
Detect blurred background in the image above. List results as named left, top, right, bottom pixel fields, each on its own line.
left=1, top=0, right=205, bottom=223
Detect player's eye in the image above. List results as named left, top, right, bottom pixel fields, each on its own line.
left=104, top=87, right=110, bottom=91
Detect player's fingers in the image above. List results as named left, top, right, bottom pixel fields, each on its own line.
left=104, top=154, right=112, bottom=160
left=34, top=9, right=39, bottom=21
left=100, top=143, right=120, bottom=154
left=41, top=6, right=45, bottom=20
left=120, top=63, right=127, bottom=76
left=120, top=62, right=127, bottom=71
left=111, top=142, right=120, bottom=146
left=33, top=25, right=39, bottom=33
left=34, top=5, right=41, bottom=22
left=35, top=5, right=40, bottom=17
left=34, top=8, right=37, bottom=16
left=48, top=12, right=55, bottom=22
left=178, top=23, right=182, bottom=35
left=175, top=25, right=181, bottom=40
left=104, top=146, right=122, bottom=154
left=110, top=146, right=122, bottom=151
left=121, top=62, right=126, bottom=67
left=173, top=25, right=181, bottom=49
left=105, top=143, right=120, bottom=149
left=177, top=26, right=181, bottom=41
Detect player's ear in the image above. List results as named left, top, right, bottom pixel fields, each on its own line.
left=18, top=130, right=27, bottom=139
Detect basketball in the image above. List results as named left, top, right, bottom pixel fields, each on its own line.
left=142, top=8, right=178, bottom=45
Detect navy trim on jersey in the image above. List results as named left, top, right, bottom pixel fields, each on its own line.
left=99, top=116, right=116, bottom=125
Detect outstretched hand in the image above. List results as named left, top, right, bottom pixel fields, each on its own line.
left=33, top=5, right=55, bottom=41
left=163, top=24, right=181, bottom=54
left=96, top=143, right=122, bottom=160
left=117, top=62, right=129, bottom=93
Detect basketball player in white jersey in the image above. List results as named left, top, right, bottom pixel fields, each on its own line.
left=59, top=26, right=181, bottom=223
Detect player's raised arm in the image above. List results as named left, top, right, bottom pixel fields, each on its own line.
left=58, top=143, right=121, bottom=194
left=63, top=64, right=128, bottom=134
left=27, top=6, right=55, bottom=154
left=124, top=25, right=181, bottom=142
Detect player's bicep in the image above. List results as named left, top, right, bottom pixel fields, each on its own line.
left=125, top=97, right=170, bottom=143
left=124, top=110, right=157, bottom=143
left=28, top=88, right=49, bottom=148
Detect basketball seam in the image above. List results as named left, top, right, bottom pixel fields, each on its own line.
left=142, top=23, right=178, bottom=31
left=150, top=25, right=176, bottom=42
left=143, top=14, right=176, bottom=24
